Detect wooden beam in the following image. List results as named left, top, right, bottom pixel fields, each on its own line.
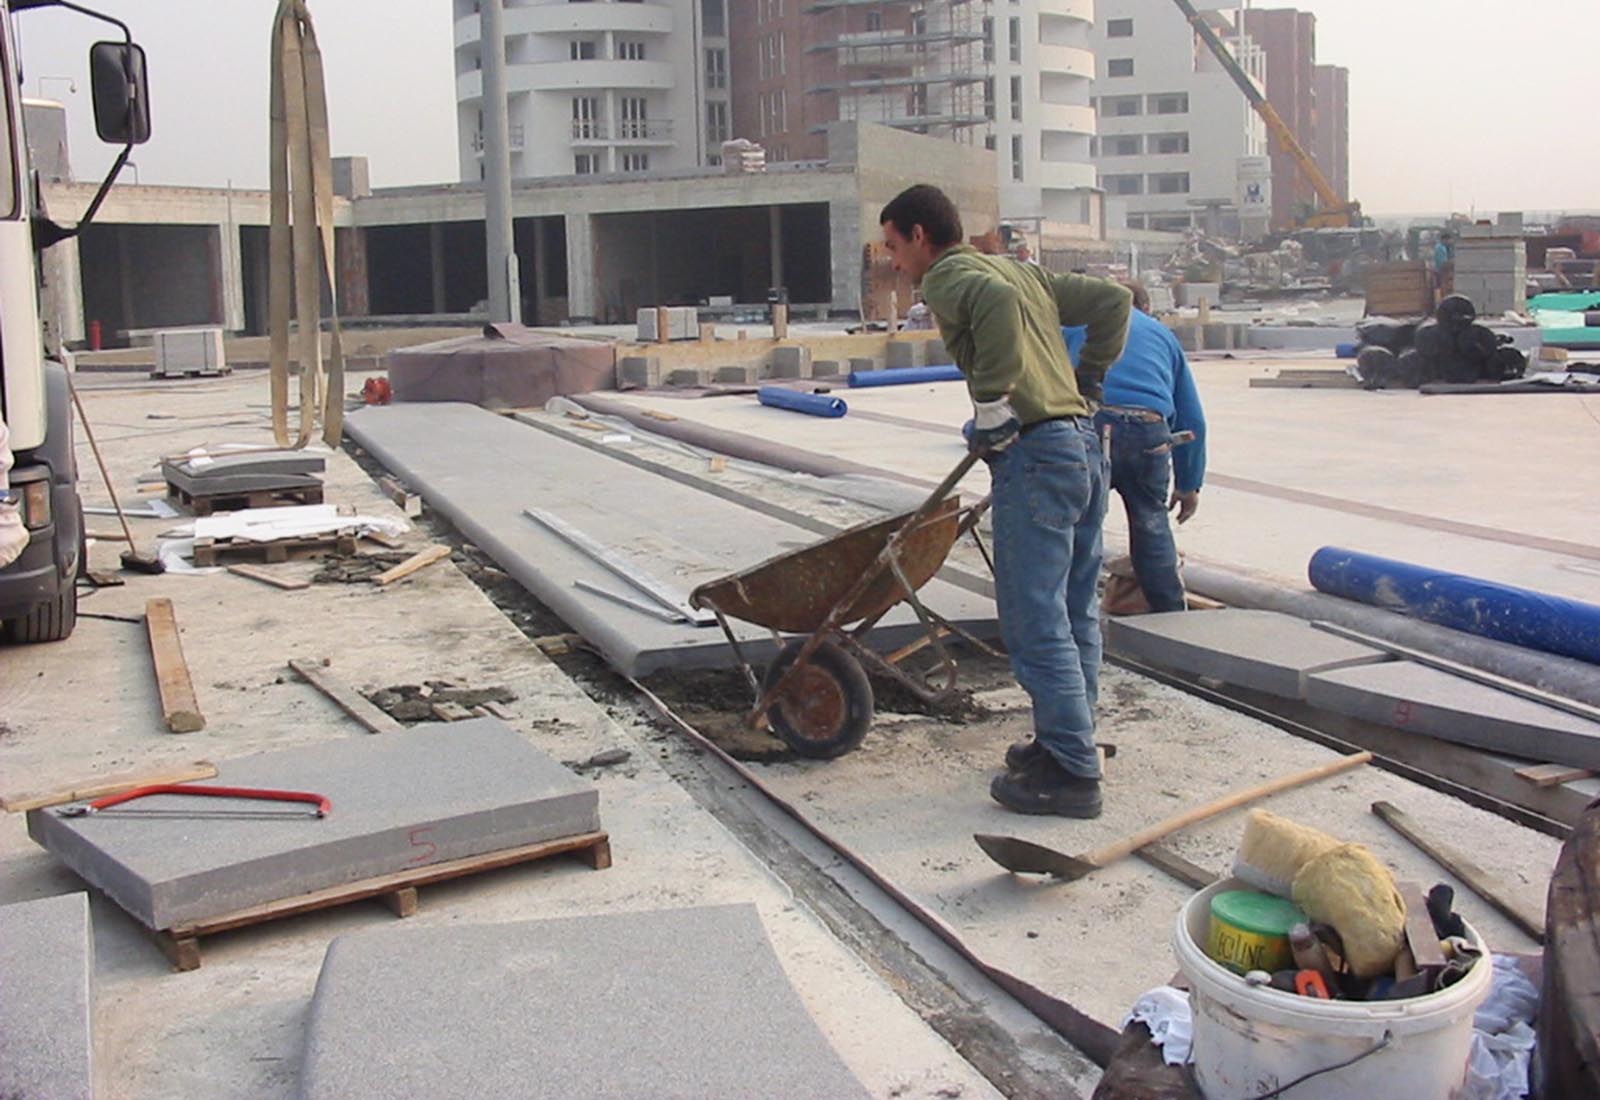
left=2, top=760, right=218, bottom=813
left=227, top=563, right=311, bottom=591
left=377, top=475, right=422, bottom=518
left=1516, top=763, right=1595, bottom=789
left=371, top=544, right=452, bottom=587
left=1373, top=801, right=1546, bottom=943
left=145, top=598, right=204, bottom=733
left=287, top=659, right=404, bottom=735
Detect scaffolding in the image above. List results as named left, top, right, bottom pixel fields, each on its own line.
left=802, top=0, right=992, bottom=143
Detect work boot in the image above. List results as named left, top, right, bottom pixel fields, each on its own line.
left=989, top=754, right=1103, bottom=818
left=1004, top=737, right=1046, bottom=772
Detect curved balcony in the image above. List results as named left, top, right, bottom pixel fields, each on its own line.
left=1037, top=102, right=1096, bottom=137
left=1037, top=43, right=1095, bottom=80
left=1037, top=0, right=1093, bottom=23
left=570, top=119, right=676, bottom=146
left=457, top=59, right=676, bottom=100
left=455, top=2, right=673, bottom=47
left=1036, top=160, right=1098, bottom=192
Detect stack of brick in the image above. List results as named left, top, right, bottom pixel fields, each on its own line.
left=1454, top=220, right=1528, bottom=316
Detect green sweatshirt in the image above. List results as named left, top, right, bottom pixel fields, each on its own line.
left=919, top=246, right=1132, bottom=422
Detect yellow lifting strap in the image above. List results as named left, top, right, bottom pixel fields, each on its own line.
left=268, top=0, right=344, bottom=448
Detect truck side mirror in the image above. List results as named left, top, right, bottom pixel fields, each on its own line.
left=89, top=41, right=150, bottom=145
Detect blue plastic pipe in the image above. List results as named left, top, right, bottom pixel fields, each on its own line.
left=847, top=364, right=965, bottom=388
left=757, top=386, right=847, bottom=418
left=1308, top=547, right=1600, bottom=665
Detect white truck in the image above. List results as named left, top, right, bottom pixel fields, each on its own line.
left=1, top=0, right=149, bottom=641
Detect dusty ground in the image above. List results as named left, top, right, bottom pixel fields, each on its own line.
left=0, top=357, right=1572, bottom=1099
left=0, top=371, right=1053, bottom=1100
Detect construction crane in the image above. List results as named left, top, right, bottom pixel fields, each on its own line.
left=1169, top=0, right=1362, bottom=230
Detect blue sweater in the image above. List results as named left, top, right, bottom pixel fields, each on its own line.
left=1064, top=311, right=1207, bottom=492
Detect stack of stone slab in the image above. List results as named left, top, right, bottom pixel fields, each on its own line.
left=298, top=903, right=870, bottom=1100
left=27, top=719, right=601, bottom=933
left=1107, top=609, right=1600, bottom=772
left=0, top=892, right=95, bottom=1100
left=162, top=450, right=325, bottom=512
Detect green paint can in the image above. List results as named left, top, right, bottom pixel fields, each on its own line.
left=1205, top=890, right=1307, bottom=976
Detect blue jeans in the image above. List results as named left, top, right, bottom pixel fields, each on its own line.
left=987, top=418, right=1108, bottom=779
left=1094, top=410, right=1186, bottom=613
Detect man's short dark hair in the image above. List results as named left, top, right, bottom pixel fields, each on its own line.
left=1120, top=279, right=1152, bottom=313
left=879, top=185, right=964, bottom=249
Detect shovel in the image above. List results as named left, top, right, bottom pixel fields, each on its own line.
left=976, top=751, right=1372, bottom=882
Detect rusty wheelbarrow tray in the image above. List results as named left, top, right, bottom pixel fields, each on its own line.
left=689, top=452, right=997, bottom=758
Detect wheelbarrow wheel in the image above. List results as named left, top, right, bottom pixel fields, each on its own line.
left=762, top=639, right=875, bottom=759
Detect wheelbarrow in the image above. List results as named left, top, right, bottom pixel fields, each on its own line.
left=689, top=452, right=997, bottom=759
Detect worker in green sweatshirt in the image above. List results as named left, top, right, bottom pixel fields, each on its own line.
left=880, top=184, right=1131, bottom=818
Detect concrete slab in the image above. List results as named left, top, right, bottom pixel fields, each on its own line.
left=27, top=719, right=600, bottom=929
left=1305, top=660, right=1600, bottom=770
left=0, top=892, right=94, bottom=1100
left=345, top=403, right=998, bottom=676
left=298, top=903, right=870, bottom=1100
left=1103, top=608, right=1389, bottom=698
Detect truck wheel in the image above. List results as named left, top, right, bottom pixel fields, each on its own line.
left=3, top=584, right=78, bottom=644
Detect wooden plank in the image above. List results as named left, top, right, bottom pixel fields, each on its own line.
left=227, top=563, right=311, bottom=591
left=2, top=760, right=218, bottom=813
left=429, top=701, right=474, bottom=723
left=361, top=530, right=404, bottom=550
left=1397, top=879, right=1449, bottom=968
left=1373, top=800, right=1546, bottom=942
left=168, top=831, right=611, bottom=939
left=145, top=599, right=205, bottom=733
left=377, top=475, right=422, bottom=517
left=1517, top=763, right=1596, bottom=789
left=372, top=544, right=452, bottom=587
left=1135, top=845, right=1219, bottom=891
left=287, top=658, right=404, bottom=735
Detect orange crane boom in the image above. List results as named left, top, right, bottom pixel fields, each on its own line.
left=1169, top=0, right=1360, bottom=229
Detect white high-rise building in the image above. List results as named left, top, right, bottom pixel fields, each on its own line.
left=452, top=0, right=730, bottom=180
left=1089, top=0, right=1267, bottom=237
left=990, top=0, right=1101, bottom=242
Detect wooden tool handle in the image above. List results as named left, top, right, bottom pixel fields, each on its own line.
left=1085, top=752, right=1373, bottom=869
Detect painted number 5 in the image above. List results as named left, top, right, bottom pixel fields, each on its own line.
left=407, top=826, right=438, bottom=866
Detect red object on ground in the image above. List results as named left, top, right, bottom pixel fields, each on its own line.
left=1294, top=970, right=1331, bottom=999
left=362, top=376, right=392, bottom=405
left=82, top=784, right=332, bottom=817
left=88, top=319, right=103, bottom=351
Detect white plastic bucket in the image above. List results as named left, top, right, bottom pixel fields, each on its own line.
left=1173, top=879, right=1493, bottom=1100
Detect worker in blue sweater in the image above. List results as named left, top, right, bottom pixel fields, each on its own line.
left=1071, top=282, right=1207, bottom=612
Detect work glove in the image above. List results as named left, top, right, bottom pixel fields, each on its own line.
left=1169, top=489, right=1200, bottom=525
left=968, top=396, right=1020, bottom=455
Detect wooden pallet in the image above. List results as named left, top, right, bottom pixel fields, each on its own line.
left=153, top=830, right=612, bottom=971
left=167, top=481, right=325, bottom=517
left=192, top=531, right=357, bottom=567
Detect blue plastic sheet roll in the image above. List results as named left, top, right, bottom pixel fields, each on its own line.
left=847, top=364, right=965, bottom=388
left=1336, top=342, right=1359, bottom=359
left=1308, top=547, right=1600, bottom=665
left=757, top=386, right=848, bottom=418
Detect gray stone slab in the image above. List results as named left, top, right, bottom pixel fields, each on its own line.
left=886, top=340, right=920, bottom=368
left=299, top=903, right=870, bottom=1100
left=163, top=451, right=325, bottom=495
left=0, top=892, right=94, bottom=1100
left=27, top=719, right=600, bottom=930
left=1104, top=609, right=1388, bottom=699
left=345, top=403, right=998, bottom=676
left=812, top=358, right=843, bottom=376
left=1305, top=660, right=1600, bottom=770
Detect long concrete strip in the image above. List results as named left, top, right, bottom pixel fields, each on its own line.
left=346, top=402, right=998, bottom=676
left=0, top=892, right=95, bottom=1100
left=298, top=903, right=871, bottom=1100
left=1103, top=608, right=1391, bottom=698
left=28, top=718, right=600, bottom=929
left=1306, top=660, right=1600, bottom=771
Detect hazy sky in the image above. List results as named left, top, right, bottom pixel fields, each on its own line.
left=13, top=0, right=1598, bottom=216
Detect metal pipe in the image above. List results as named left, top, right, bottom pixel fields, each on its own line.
left=479, top=0, right=519, bottom=323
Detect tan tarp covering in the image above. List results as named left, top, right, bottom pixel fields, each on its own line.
left=385, top=325, right=616, bottom=408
